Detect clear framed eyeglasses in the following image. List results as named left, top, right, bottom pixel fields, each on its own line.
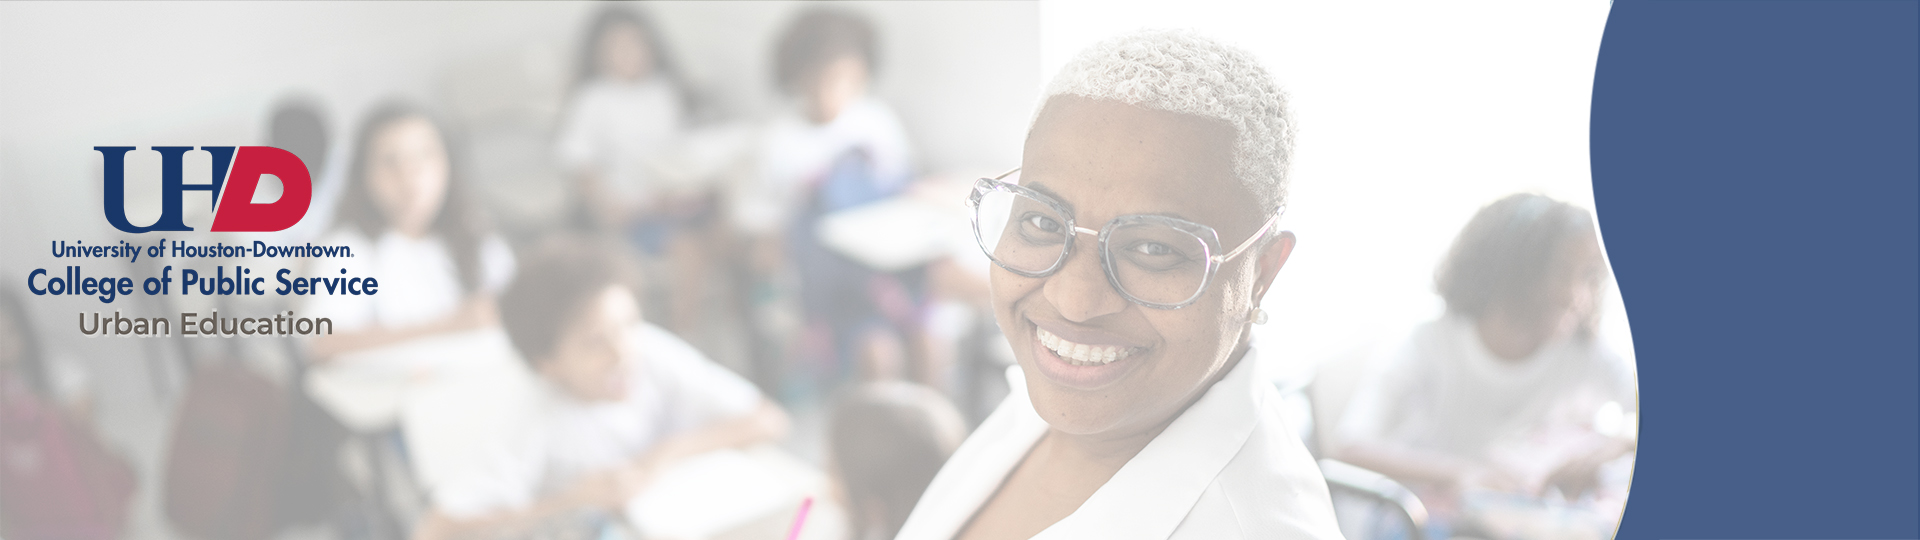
left=968, top=168, right=1284, bottom=310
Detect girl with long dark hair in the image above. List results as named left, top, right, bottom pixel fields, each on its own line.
left=306, top=100, right=515, bottom=361
left=554, top=5, right=692, bottom=233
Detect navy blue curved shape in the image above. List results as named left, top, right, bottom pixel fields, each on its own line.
left=1593, top=1, right=1917, bottom=538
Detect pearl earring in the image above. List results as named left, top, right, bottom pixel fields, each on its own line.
left=1251, top=307, right=1269, bottom=325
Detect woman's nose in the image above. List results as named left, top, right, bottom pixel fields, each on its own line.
left=1042, top=241, right=1129, bottom=323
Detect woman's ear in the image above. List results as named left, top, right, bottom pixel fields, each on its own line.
left=1250, top=230, right=1296, bottom=306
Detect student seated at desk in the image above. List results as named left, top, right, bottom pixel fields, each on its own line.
left=554, top=5, right=691, bottom=234
left=1333, top=194, right=1636, bottom=536
left=752, top=7, right=924, bottom=393
left=413, top=239, right=790, bottom=540
left=307, top=100, right=515, bottom=362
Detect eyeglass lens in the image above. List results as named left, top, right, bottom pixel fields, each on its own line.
left=975, top=189, right=1211, bottom=306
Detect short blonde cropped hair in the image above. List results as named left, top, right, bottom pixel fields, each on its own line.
left=1041, top=29, right=1295, bottom=212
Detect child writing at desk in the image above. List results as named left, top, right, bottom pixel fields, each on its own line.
left=1334, top=194, right=1637, bottom=537
left=413, top=238, right=790, bottom=540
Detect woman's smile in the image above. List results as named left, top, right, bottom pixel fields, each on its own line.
left=1037, top=326, right=1142, bottom=365
left=1027, top=318, right=1154, bottom=391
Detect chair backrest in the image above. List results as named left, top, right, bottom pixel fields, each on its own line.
left=1319, top=458, right=1429, bottom=540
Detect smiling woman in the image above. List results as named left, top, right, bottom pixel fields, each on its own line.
left=897, top=30, right=1342, bottom=540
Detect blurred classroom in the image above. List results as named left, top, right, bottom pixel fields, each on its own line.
left=0, top=2, right=1635, bottom=540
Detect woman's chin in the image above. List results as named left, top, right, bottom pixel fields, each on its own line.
left=1017, top=346, right=1152, bottom=434
left=1023, top=385, right=1119, bottom=435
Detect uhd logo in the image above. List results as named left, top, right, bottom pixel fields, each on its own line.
left=96, top=146, right=312, bottom=233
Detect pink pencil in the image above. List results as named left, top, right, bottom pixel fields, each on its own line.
left=785, top=497, right=815, bottom=540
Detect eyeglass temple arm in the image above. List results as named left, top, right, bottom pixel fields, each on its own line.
left=1218, top=207, right=1286, bottom=262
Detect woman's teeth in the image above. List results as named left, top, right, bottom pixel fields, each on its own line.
left=1037, top=327, right=1139, bottom=366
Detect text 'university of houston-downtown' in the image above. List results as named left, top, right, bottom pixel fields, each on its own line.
left=34, top=240, right=367, bottom=337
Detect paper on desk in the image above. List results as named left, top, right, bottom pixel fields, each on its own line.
left=816, top=195, right=974, bottom=272
left=401, top=363, right=539, bottom=491
left=306, top=327, right=525, bottom=431
left=625, top=449, right=815, bottom=540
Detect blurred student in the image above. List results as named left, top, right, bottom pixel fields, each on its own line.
left=0, top=290, right=135, bottom=540
left=414, top=238, right=789, bottom=540
left=829, top=381, right=966, bottom=540
left=307, top=101, right=515, bottom=361
left=555, top=5, right=722, bottom=338
left=737, top=6, right=912, bottom=235
left=555, top=5, right=692, bottom=234
left=1334, top=194, right=1637, bottom=522
left=742, top=7, right=923, bottom=393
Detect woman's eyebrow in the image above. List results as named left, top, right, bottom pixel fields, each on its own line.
left=1147, top=210, right=1199, bottom=222
left=1022, top=180, right=1077, bottom=214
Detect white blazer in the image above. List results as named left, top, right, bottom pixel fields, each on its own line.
left=897, top=348, right=1346, bottom=540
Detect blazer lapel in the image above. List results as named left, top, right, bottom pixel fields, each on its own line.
left=1035, top=351, right=1266, bottom=540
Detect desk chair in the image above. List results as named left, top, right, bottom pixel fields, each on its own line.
left=1320, top=458, right=1430, bottom=540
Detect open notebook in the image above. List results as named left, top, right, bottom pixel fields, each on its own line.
left=625, top=448, right=821, bottom=540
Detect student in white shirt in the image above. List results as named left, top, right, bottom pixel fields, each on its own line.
left=743, top=7, right=926, bottom=394
left=734, top=7, right=913, bottom=237
left=554, top=6, right=735, bottom=339
left=1333, top=194, right=1636, bottom=519
left=307, top=101, right=514, bottom=362
left=553, top=5, right=691, bottom=234
left=896, top=30, right=1342, bottom=540
left=412, top=238, right=789, bottom=540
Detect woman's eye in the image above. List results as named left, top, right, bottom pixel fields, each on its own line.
left=1132, top=242, right=1173, bottom=257
left=1024, top=214, right=1063, bottom=233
